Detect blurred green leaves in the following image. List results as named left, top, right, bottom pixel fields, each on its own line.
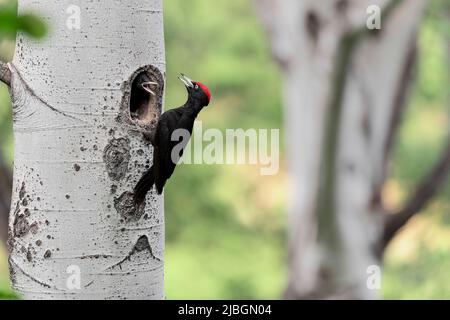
left=163, top=0, right=285, bottom=299
left=0, top=3, right=47, bottom=39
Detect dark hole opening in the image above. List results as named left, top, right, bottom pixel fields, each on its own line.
left=130, top=71, right=159, bottom=125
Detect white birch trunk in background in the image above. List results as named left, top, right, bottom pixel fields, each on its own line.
left=1, top=0, right=166, bottom=299
left=257, top=0, right=427, bottom=299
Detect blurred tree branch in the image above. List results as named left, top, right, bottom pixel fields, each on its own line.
left=382, top=42, right=417, bottom=178
left=0, top=60, right=11, bottom=86
left=382, top=4, right=450, bottom=250
left=382, top=137, right=450, bottom=249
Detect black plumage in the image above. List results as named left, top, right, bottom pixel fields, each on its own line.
left=134, top=74, right=211, bottom=204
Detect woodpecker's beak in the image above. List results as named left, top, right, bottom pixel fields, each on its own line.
left=178, top=73, right=194, bottom=88
left=141, top=81, right=158, bottom=96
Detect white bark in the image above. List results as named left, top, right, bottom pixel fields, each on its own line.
left=6, top=0, right=165, bottom=299
left=257, top=0, right=426, bottom=299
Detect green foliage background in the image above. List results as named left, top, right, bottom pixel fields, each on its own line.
left=0, top=0, right=450, bottom=299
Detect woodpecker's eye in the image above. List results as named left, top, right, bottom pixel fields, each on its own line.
left=194, top=84, right=199, bottom=90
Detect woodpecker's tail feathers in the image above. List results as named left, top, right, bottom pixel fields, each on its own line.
left=134, top=167, right=155, bottom=204
left=155, top=180, right=166, bottom=195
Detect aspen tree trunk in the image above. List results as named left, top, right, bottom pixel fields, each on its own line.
left=256, top=0, right=437, bottom=299
left=0, top=0, right=165, bottom=299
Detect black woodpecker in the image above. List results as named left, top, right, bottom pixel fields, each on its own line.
left=133, top=74, right=211, bottom=204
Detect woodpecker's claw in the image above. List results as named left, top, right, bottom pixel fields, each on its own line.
left=178, top=73, right=194, bottom=88
left=141, top=81, right=158, bottom=95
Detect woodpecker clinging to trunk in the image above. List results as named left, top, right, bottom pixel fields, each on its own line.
left=133, top=74, right=212, bottom=204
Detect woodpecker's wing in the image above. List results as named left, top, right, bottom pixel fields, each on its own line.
left=153, top=109, right=184, bottom=191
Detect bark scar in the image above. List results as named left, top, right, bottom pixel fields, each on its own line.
left=103, top=138, right=131, bottom=181
left=104, top=235, right=161, bottom=272
left=9, top=257, right=55, bottom=290
left=9, top=63, right=86, bottom=123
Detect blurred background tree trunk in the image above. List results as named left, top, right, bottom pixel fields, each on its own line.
left=1, top=0, right=166, bottom=299
left=256, top=0, right=446, bottom=299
